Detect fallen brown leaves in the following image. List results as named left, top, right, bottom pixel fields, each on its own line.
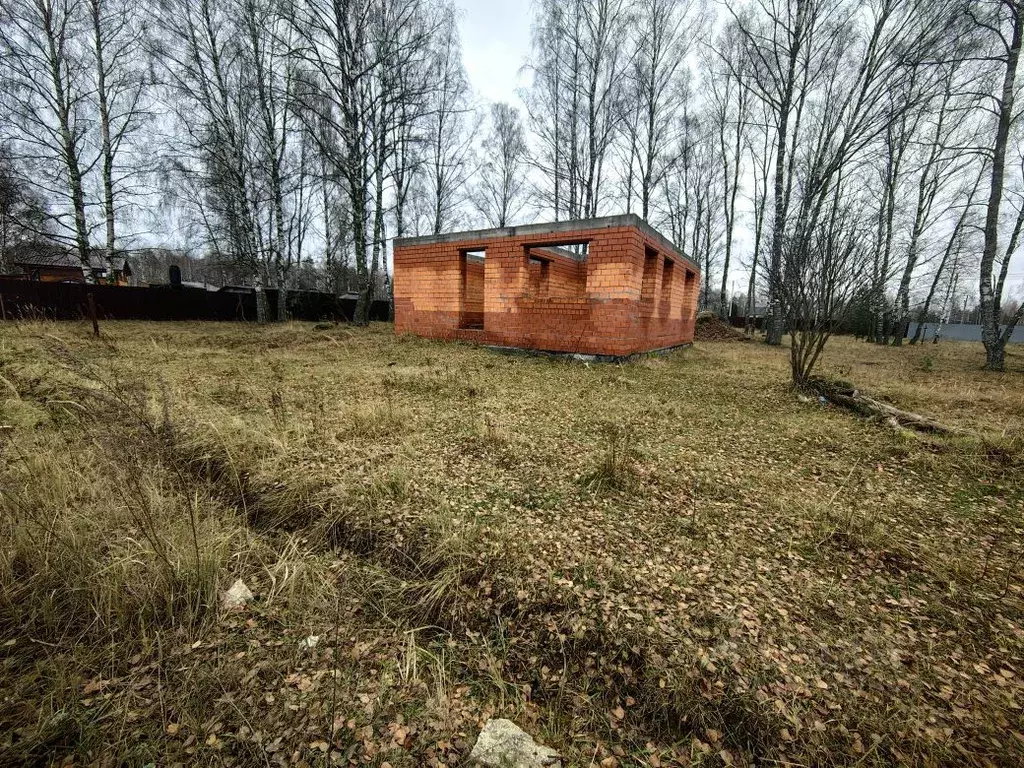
left=23, top=581, right=485, bottom=767
left=1, top=322, right=1021, bottom=767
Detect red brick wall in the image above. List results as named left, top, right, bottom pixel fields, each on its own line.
left=527, top=248, right=586, bottom=298
left=526, top=258, right=545, bottom=295
left=393, top=239, right=463, bottom=336
left=393, top=222, right=700, bottom=357
left=462, top=257, right=484, bottom=326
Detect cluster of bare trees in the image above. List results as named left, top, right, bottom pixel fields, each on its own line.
left=0, top=0, right=150, bottom=270
left=522, top=0, right=1024, bottom=375
left=727, top=0, right=968, bottom=381
left=734, top=0, right=1024, bottom=374
left=0, top=0, right=477, bottom=323
left=2, top=0, right=1023, bottom=367
left=152, top=0, right=480, bottom=321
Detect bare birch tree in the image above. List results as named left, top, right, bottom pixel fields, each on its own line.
left=290, top=0, right=438, bottom=323
left=288, top=0, right=372, bottom=321
left=965, top=0, right=1024, bottom=370
left=662, top=108, right=724, bottom=310
left=87, top=0, right=150, bottom=259
left=238, top=0, right=302, bottom=320
left=620, top=0, right=704, bottom=220
left=866, top=95, right=917, bottom=344
left=0, top=0, right=97, bottom=277
left=909, top=166, right=985, bottom=343
left=524, top=0, right=574, bottom=219
left=743, top=96, right=776, bottom=333
left=733, top=0, right=957, bottom=351
left=423, top=7, right=474, bottom=235
left=526, top=0, right=630, bottom=220
left=889, top=62, right=977, bottom=345
left=727, top=0, right=830, bottom=345
left=708, top=21, right=752, bottom=318
left=473, top=103, right=530, bottom=228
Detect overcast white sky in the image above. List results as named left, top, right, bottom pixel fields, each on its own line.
left=456, top=1, right=532, bottom=111
left=452, top=2, right=762, bottom=294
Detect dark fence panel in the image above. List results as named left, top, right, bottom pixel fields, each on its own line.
left=729, top=315, right=765, bottom=331
left=0, top=279, right=256, bottom=321
left=264, top=289, right=391, bottom=322
left=0, top=279, right=390, bottom=323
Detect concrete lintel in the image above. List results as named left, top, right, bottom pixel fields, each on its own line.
left=529, top=245, right=587, bottom=262
left=393, top=214, right=699, bottom=273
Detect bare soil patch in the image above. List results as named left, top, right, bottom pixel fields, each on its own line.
left=693, top=315, right=751, bottom=343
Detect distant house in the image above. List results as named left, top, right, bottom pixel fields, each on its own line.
left=7, top=243, right=133, bottom=285
left=731, top=302, right=768, bottom=319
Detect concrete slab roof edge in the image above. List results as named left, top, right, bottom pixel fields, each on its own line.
left=393, top=213, right=700, bottom=273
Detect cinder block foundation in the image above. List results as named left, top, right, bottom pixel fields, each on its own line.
left=392, top=215, right=701, bottom=358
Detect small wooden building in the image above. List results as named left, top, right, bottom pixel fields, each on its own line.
left=8, top=243, right=132, bottom=285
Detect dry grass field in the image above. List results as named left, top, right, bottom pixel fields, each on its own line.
left=0, top=320, right=1022, bottom=767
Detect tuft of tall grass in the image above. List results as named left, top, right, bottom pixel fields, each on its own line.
left=0, top=345, right=255, bottom=646
left=344, top=401, right=408, bottom=439
left=581, top=422, right=641, bottom=492
left=0, top=430, right=231, bottom=643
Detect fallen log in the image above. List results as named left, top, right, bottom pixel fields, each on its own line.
left=802, top=376, right=972, bottom=436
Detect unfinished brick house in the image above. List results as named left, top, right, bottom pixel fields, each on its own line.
left=392, top=215, right=701, bottom=359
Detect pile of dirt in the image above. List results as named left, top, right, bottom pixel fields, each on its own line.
left=694, top=313, right=751, bottom=342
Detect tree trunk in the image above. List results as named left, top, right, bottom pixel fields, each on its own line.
left=804, top=377, right=972, bottom=436
left=745, top=251, right=759, bottom=336
left=276, top=269, right=288, bottom=322
left=256, top=281, right=269, bottom=323
left=910, top=181, right=976, bottom=344
left=90, top=0, right=116, bottom=258
left=43, top=22, right=93, bottom=281
left=980, top=3, right=1023, bottom=371
left=367, top=131, right=386, bottom=325
left=766, top=69, right=795, bottom=345
left=349, top=119, right=371, bottom=325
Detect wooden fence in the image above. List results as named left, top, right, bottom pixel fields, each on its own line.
left=0, top=279, right=390, bottom=323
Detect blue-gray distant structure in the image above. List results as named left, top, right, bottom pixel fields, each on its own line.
left=908, top=323, right=1024, bottom=344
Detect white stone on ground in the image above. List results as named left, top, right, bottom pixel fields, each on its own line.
left=221, top=579, right=254, bottom=609
left=467, top=719, right=561, bottom=768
